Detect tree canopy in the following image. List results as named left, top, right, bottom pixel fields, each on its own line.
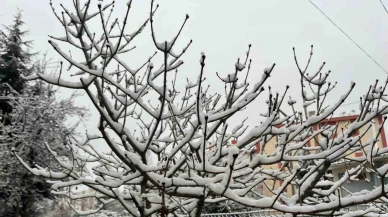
left=16, top=1, right=388, bottom=217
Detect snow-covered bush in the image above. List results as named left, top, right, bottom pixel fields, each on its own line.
left=17, top=1, right=388, bottom=216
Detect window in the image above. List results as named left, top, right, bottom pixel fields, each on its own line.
left=373, top=162, right=388, bottom=185
left=279, top=180, right=287, bottom=192
left=257, top=183, right=264, bottom=194
left=278, top=163, right=287, bottom=193
left=349, top=120, right=360, bottom=137
left=338, top=172, right=366, bottom=183
left=354, top=173, right=366, bottom=181
left=325, top=122, right=338, bottom=139
left=306, top=139, right=311, bottom=147
left=355, top=151, right=363, bottom=157
left=255, top=143, right=260, bottom=153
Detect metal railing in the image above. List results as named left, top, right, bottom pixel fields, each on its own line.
left=200, top=210, right=282, bottom=217
left=180, top=210, right=305, bottom=217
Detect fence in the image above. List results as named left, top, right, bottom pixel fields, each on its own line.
left=181, top=210, right=304, bottom=217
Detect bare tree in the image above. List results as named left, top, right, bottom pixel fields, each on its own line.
left=16, top=1, right=388, bottom=216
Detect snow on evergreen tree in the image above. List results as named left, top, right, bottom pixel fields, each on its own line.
left=0, top=10, right=35, bottom=123
left=0, top=14, right=88, bottom=215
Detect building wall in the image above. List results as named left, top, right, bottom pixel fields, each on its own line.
left=71, top=188, right=97, bottom=211
left=238, top=115, right=387, bottom=199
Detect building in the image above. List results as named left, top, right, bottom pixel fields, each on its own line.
left=71, top=188, right=97, bottom=211
left=232, top=114, right=388, bottom=198
left=325, top=115, right=388, bottom=197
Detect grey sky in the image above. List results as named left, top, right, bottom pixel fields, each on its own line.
left=1, top=0, right=387, bottom=134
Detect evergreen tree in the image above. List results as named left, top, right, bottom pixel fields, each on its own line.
left=0, top=10, right=34, bottom=122
left=0, top=12, right=87, bottom=216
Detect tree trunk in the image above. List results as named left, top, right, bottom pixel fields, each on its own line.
left=14, top=205, right=20, bottom=217
left=23, top=196, right=33, bottom=217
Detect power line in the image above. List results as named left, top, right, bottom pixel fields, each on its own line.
left=339, top=100, right=358, bottom=107
left=380, top=0, right=388, bottom=14
left=309, top=0, right=388, bottom=75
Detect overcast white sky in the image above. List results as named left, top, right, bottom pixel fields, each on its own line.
left=1, top=0, right=388, bottom=136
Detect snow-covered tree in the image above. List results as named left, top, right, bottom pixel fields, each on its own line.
left=0, top=10, right=35, bottom=125
left=18, top=1, right=388, bottom=216
left=0, top=57, right=87, bottom=216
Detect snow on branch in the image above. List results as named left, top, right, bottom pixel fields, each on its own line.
left=17, top=1, right=388, bottom=216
